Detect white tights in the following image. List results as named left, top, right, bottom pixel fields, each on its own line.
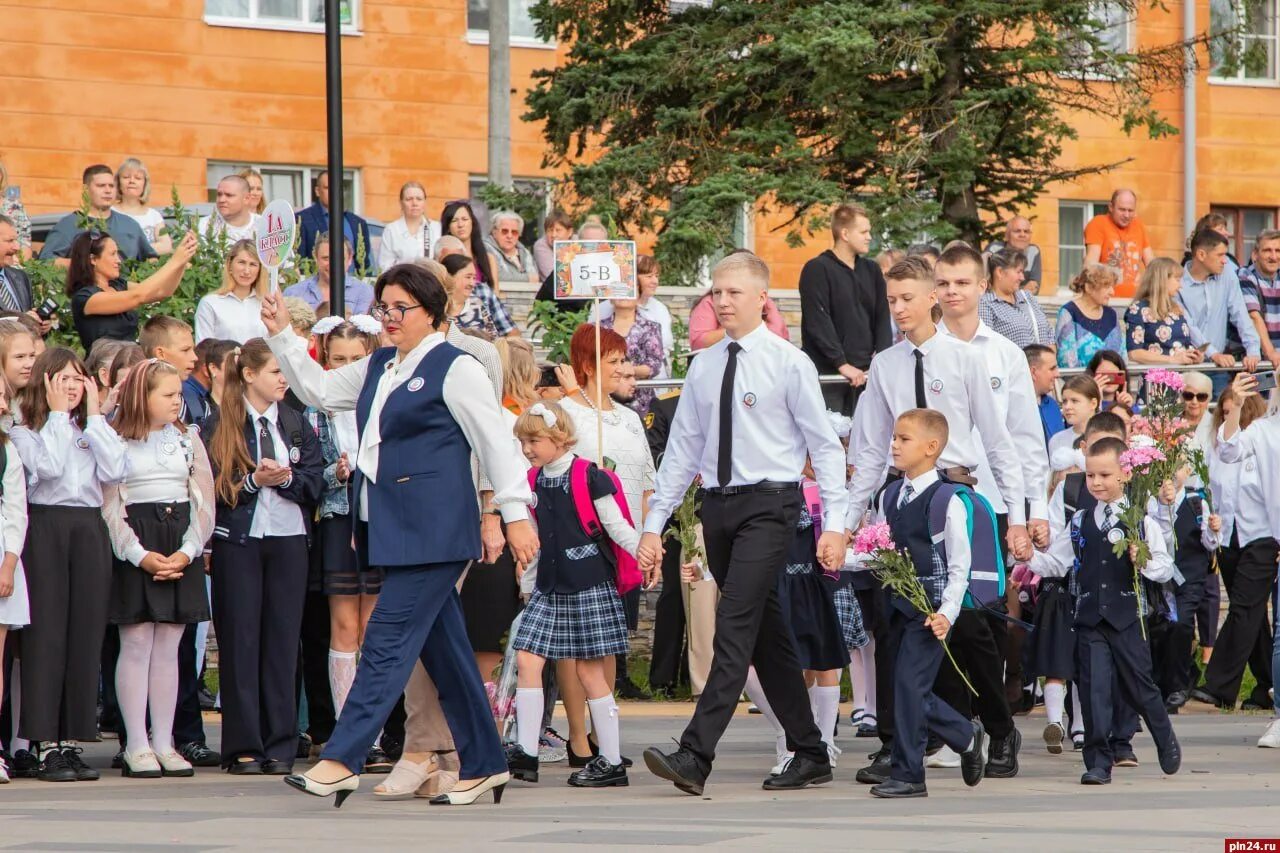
left=116, top=622, right=186, bottom=756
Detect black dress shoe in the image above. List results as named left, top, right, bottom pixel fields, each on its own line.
left=1189, top=687, right=1229, bottom=708
left=615, top=678, right=647, bottom=701
left=568, top=755, right=628, bottom=788
left=1113, top=747, right=1139, bottom=767
left=62, top=747, right=99, bottom=781
left=179, top=741, right=222, bottom=767
left=984, top=728, right=1021, bottom=779
left=568, top=740, right=596, bottom=768
left=761, top=755, right=832, bottom=790
left=960, top=723, right=988, bottom=787
left=1165, top=690, right=1189, bottom=709
left=379, top=733, right=404, bottom=762
left=855, top=748, right=891, bottom=785
left=642, top=746, right=708, bottom=796
left=262, top=760, right=294, bottom=775
left=870, top=778, right=928, bottom=798
left=505, top=743, right=539, bottom=783
left=364, top=746, right=393, bottom=774
left=1157, top=732, right=1181, bottom=775
left=1080, top=768, right=1112, bottom=785
left=855, top=721, right=879, bottom=738
left=227, top=759, right=264, bottom=775
left=295, top=733, right=313, bottom=760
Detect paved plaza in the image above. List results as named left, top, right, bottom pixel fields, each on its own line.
left=0, top=704, right=1274, bottom=852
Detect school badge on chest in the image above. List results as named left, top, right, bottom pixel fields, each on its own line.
left=743, top=392, right=757, bottom=408
left=289, top=447, right=301, bottom=464
left=76, top=437, right=89, bottom=450
left=1107, top=528, right=1124, bottom=544
left=990, top=377, right=1002, bottom=391
left=929, top=379, right=944, bottom=395
left=407, top=377, right=425, bottom=392
left=162, top=442, right=177, bottom=455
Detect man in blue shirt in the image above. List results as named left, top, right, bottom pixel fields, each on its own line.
left=296, top=172, right=376, bottom=277
left=39, top=164, right=157, bottom=264
left=284, top=233, right=375, bottom=316
left=1178, top=229, right=1261, bottom=395
left=1025, top=343, right=1063, bottom=446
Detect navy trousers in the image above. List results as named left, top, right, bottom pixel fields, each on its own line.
left=1076, top=622, right=1175, bottom=774
left=889, top=609, right=975, bottom=785
left=320, top=561, right=505, bottom=777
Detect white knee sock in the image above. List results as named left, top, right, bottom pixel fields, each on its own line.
left=117, top=623, right=156, bottom=755
left=586, top=694, right=621, bottom=766
left=328, top=649, right=358, bottom=718
left=515, top=688, right=544, bottom=756
left=853, top=640, right=877, bottom=721
left=1069, top=682, right=1085, bottom=735
left=744, top=667, right=787, bottom=761
left=810, top=685, right=841, bottom=749
left=147, top=623, right=185, bottom=755
left=1044, top=682, right=1066, bottom=727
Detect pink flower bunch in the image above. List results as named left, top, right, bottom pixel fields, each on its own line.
left=853, top=522, right=896, bottom=555
left=1119, top=444, right=1167, bottom=474
left=1145, top=368, right=1185, bottom=392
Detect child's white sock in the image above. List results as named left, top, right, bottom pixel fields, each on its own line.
left=1044, top=682, right=1066, bottom=726
left=857, top=640, right=877, bottom=721
left=586, top=694, right=621, bottom=766
left=811, top=685, right=841, bottom=749
left=744, top=667, right=787, bottom=760
left=515, top=688, right=544, bottom=756
left=1069, top=682, right=1085, bottom=735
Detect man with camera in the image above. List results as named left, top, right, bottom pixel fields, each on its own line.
left=0, top=213, right=53, bottom=335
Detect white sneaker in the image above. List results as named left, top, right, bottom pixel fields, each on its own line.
left=925, top=746, right=961, bottom=768
left=770, top=752, right=795, bottom=776
left=0, top=756, right=9, bottom=783
left=1258, top=719, right=1280, bottom=748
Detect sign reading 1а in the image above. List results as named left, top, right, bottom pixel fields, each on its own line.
left=255, top=200, right=297, bottom=291
left=553, top=240, right=638, bottom=301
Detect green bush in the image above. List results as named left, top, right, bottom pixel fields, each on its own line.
left=527, top=300, right=589, bottom=364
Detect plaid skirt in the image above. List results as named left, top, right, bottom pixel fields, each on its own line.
left=833, top=581, right=870, bottom=651
left=513, top=581, right=629, bottom=661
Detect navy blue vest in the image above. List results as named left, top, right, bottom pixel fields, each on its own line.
left=1071, top=509, right=1141, bottom=630
left=1172, top=490, right=1211, bottom=585
left=351, top=341, right=481, bottom=569
left=884, top=479, right=948, bottom=616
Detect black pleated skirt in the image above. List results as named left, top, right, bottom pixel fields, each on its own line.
left=310, top=513, right=384, bottom=596
left=460, top=547, right=522, bottom=654
left=778, top=567, right=849, bottom=672
left=1025, top=578, right=1076, bottom=679
left=109, top=502, right=210, bottom=625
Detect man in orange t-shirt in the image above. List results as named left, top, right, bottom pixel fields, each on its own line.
left=1084, top=188, right=1155, bottom=297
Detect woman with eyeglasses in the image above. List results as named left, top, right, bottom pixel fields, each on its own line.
left=65, top=230, right=197, bottom=351
left=260, top=263, right=537, bottom=808
left=1125, top=257, right=1209, bottom=366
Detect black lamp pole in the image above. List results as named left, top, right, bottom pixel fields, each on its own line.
left=325, top=0, right=345, bottom=318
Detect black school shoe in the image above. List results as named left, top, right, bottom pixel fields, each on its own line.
left=761, top=755, right=832, bottom=790
left=179, top=741, right=222, bottom=767
left=261, top=759, right=294, bottom=776
left=1157, top=732, right=1182, bottom=775
left=985, top=728, right=1021, bottom=778
left=505, top=743, right=539, bottom=783
left=36, top=749, right=77, bottom=782
left=11, top=749, right=39, bottom=779
left=870, top=778, right=928, bottom=798
left=588, top=734, right=633, bottom=767
left=364, top=746, right=393, bottom=774
left=568, top=755, right=628, bottom=787
left=960, top=723, right=989, bottom=787
left=1113, top=747, right=1139, bottom=767
left=855, top=747, right=891, bottom=785
left=1080, top=768, right=1112, bottom=785
left=642, top=746, right=708, bottom=796
left=62, top=747, right=99, bottom=781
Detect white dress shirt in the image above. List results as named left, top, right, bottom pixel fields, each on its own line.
left=644, top=321, right=848, bottom=536
left=1217, top=417, right=1280, bottom=541
left=1, top=446, right=27, bottom=560
left=377, top=217, right=442, bottom=270
left=195, top=290, right=268, bottom=344
left=938, top=320, right=1048, bottom=519
left=1029, top=498, right=1174, bottom=584
left=265, top=327, right=532, bottom=524
left=198, top=212, right=261, bottom=244
left=246, top=401, right=306, bottom=539
left=445, top=322, right=502, bottom=494
left=846, top=331, right=1026, bottom=529
left=115, top=426, right=211, bottom=565
left=1147, top=491, right=1220, bottom=574
left=1208, top=441, right=1247, bottom=545
left=10, top=413, right=129, bottom=507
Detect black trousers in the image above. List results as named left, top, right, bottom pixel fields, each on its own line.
left=212, top=535, right=309, bottom=765
left=173, top=624, right=206, bottom=747
left=19, top=506, right=112, bottom=743
left=649, top=526, right=688, bottom=691
left=299, top=588, right=336, bottom=745
left=874, top=586, right=900, bottom=747
left=1077, top=621, right=1175, bottom=774
left=1205, top=537, right=1278, bottom=705
left=679, top=489, right=824, bottom=769
left=888, top=609, right=975, bottom=784
left=1153, top=579, right=1208, bottom=697
left=932, top=609, right=1015, bottom=741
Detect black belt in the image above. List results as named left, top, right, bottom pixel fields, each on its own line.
left=701, top=480, right=800, bottom=497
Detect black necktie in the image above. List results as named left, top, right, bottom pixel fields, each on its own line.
left=913, top=349, right=927, bottom=409
left=717, top=342, right=742, bottom=487
left=258, top=416, right=278, bottom=464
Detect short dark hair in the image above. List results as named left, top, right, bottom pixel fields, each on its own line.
left=1084, top=411, right=1128, bottom=441
left=1086, top=349, right=1126, bottom=377
left=82, top=164, right=113, bottom=185
left=1087, top=435, right=1129, bottom=461
left=441, top=253, right=474, bottom=278
left=197, top=338, right=239, bottom=374
left=374, top=262, right=449, bottom=328
left=1190, top=228, right=1230, bottom=255
left=1023, top=343, right=1055, bottom=368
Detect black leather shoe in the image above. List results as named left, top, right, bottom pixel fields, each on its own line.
left=984, top=728, right=1021, bottom=779
left=1189, top=687, right=1229, bottom=708
left=642, top=746, right=707, bottom=796
left=364, top=747, right=393, bottom=774
left=1157, top=732, right=1181, bottom=775
left=855, top=721, right=879, bottom=738
left=1080, top=768, right=1112, bottom=785
left=1165, top=690, right=1189, bottom=709
left=262, top=760, right=294, bottom=775
left=505, top=743, right=539, bottom=783
left=37, top=749, right=77, bottom=783
left=568, top=755, right=628, bottom=787
left=855, top=748, right=891, bottom=785
left=960, top=723, right=988, bottom=787
left=62, top=746, right=99, bottom=781
left=179, top=741, right=222, bottom=767
left=295, top=734, right=314, bottom=760
left=227, top=759, right=264, bottom=776
left=761, top=755, right=832, bottom=790
left=1113, top=748, right=1139, bottom=767
left=870, top=778, right=927, bottom=798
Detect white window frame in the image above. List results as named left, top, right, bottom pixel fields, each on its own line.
left=1058, top=199, right=1109, bottom=291
left=1209, top=0, right=1280, bottom=86
left=207, top=161, right=362, bottom=214
left=1063, top=2, right=1135, bottom=79
left=204, top=0, right=362, bottom=36
left=465, top=0, right=556, bottom=49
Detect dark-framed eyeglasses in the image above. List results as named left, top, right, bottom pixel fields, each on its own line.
left=371, top=303, right=424, bottom=323
left=1181, top=390, right=1210, bottom=403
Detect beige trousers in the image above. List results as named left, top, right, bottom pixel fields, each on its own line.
left=400, top=563, right=472, bottom=753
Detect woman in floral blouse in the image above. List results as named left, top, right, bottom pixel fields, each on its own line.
left=1124, top=257, right=1209, bottom=365
left=1055, top=264, right=1125, bottom=368
left=601, top=296, right=664, bottom=415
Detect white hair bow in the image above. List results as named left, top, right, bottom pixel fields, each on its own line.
left=826, top=410, right=853, bottom=439
left=528, top=402, right=558, bottom=428
left=349, top=314, right=382, bottom=335
left=311, top=316, right=343, bottom=336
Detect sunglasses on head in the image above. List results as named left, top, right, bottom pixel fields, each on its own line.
left=1181, top=390, right=1210, bottom=403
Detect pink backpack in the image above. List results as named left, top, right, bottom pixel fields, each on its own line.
left=527, top=457, right=643, bottom=595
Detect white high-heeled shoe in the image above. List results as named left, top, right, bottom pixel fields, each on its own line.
left=427, top=771, right=510, bottom=806
left=285, top=771, right=360, bottom=808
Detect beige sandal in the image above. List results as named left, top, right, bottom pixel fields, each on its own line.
left=372, top=754, right=437, bottom=800
left=416, top=751, right=459, bottom=798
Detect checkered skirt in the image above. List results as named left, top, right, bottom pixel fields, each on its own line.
left=513, top=581, right=630, bottom=660
left=833, top=582, right=870, bottom=651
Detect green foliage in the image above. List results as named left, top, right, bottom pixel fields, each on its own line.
left=527, top=300, right=589, bottom=363
left=477, top=183, right=553, bottom=238
left=670, top=312, right=691, bottom=380
left=526, top=0, right=1219, bottom=281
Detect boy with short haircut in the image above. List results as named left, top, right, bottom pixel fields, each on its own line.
left=866, top=409, right=989, bottom=799
left=1029, top=437, right=1182, bottom=785
left=140, top=315, right=198, bottom=381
